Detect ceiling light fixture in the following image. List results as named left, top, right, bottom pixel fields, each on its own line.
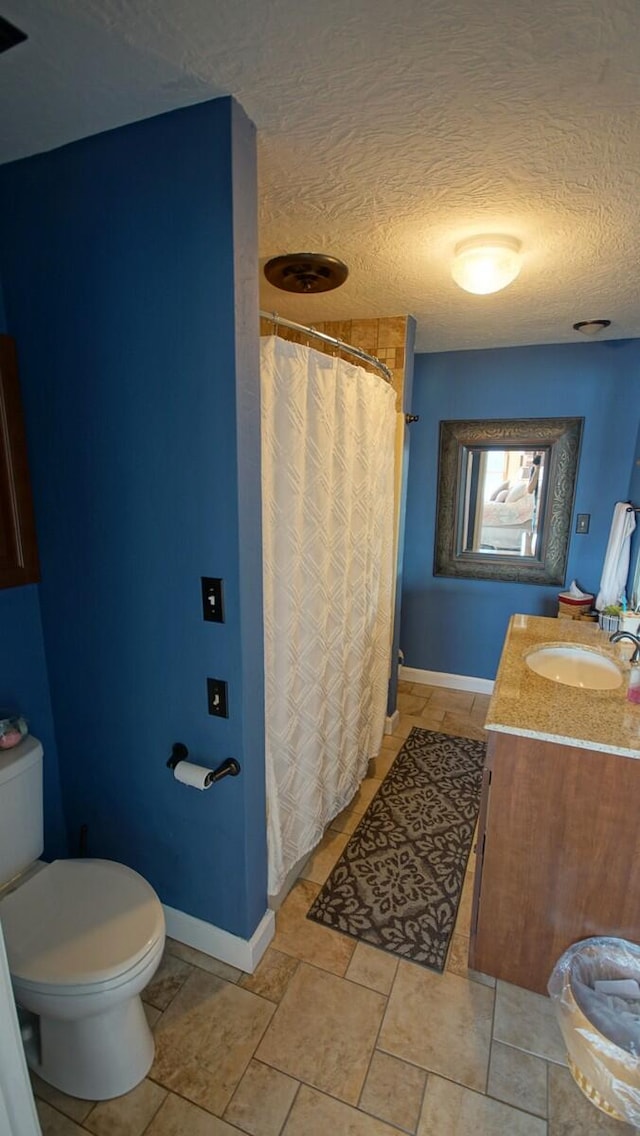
left=451, top=235, right=522, bottom=296
left=572, top=319, right=611, bottom=336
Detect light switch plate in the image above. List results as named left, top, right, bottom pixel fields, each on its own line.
left=576, top=513, right=590, bottom=534
left=202, top=577, right=224, bottom=623
left=207, top=677, right=228, bottom=718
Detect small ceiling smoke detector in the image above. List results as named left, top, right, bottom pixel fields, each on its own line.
left=451, top=235, right=522, bottom=295
left=572, top=320, right=611, bottom=336
left=263, top=253, right=349, bottom=293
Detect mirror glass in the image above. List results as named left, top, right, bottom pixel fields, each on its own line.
left=461, top=447, right=547, bottom=558
left=434, top=417, right=583, bottom=584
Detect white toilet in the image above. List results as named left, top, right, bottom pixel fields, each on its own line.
left=0, top=735, right=165, bottom=1100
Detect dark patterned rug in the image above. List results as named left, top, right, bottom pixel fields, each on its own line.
left=306, top=728, right=485, bottom=971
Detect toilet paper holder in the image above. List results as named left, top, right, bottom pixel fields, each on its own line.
left=167, top=743, right=241, bottom=783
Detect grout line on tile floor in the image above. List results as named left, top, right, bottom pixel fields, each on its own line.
left=441, top=1075, right=550, bottom=1128
left=485, top=1086, right=550, bottom=1124
left=486, top=957, right=498, bottom=1095
left=250, top=1056, right=408, bottom=1134
left=354, top=971, right=391, bottom=1115
left=419, top=1067, right=552, bottom=1132
left=277, top=1077, right=302, bottom=1136
left=80, top=1102, right=96, bottom=1127
left=220, top=1056, right=278, bottom=1133
left=297, top=1082, right=409, bottom=1135
left=137, top=1087, right=168, bottom=1136
left=415, top=1070, right=430, bottom=1136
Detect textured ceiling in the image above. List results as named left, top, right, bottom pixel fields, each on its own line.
left=2, top=0, right=640, bottom=351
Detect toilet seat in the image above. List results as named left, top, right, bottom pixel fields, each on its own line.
left=11, top=933, right=164, bottom=1001
left=0, top=858, right=164, bottom=991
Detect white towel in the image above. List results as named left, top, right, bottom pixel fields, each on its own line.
left=596, top=502, right=637, bottom=611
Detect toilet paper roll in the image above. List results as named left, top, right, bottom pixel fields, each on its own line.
left=173, top=760, right=214, bottom=790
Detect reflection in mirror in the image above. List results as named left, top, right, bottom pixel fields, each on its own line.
left=434, top=417, right=583, bottom=585
left=461, top=447, right=547, bottom=558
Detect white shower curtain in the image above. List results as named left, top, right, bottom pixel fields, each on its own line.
left=261, top=334, right=397, bottom=896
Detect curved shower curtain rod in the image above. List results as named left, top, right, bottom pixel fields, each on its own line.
left=260, top=310, right=393, bottom=383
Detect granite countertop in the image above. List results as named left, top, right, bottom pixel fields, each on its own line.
left=485, top=614, right=640, bottom=758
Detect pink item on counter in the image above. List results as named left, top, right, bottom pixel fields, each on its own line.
left=628, top=665, right=640, bottom=704
left=0, top=729, right=23, bottom=748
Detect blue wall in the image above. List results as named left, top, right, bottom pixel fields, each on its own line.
left=0, top=98, right=267, bottom=939
left=401, top=339, right=640, bottom=680
left=0, top=285, right=67, bottom=859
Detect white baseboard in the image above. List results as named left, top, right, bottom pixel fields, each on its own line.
left=399, top=665, right=494, bottom=696
left=162, top=904, right=275, bottom=975
left=384, top=710, right=400, bottom=734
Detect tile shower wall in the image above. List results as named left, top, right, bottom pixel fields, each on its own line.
left=260, top=316, right=408, bottom=408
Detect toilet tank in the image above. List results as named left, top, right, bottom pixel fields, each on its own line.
left=0, top=736, right=43, bottom=887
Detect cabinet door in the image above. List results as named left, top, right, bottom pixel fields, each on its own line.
left=470, top=733, right=640, bottom=994
left=0, top=335, right=40, bottom=588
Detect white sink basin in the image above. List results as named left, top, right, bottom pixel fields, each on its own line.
left=525, top=645, right=623, bottom=690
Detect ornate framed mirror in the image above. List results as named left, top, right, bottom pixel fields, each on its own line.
left=434, top=417, right=583, bottom=584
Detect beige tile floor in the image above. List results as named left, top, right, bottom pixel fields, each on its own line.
left=32, top=683, right=637, bottom=1136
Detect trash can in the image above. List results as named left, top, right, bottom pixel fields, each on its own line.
left=548, top=937, right=640, bottom=1126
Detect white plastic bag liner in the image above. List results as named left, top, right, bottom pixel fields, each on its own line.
left=548, top=937, right=640, bottom=1126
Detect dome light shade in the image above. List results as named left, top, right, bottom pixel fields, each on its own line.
left=572, top=319, right=611, bottom=336
left=452, top=235, right=522, bottom=295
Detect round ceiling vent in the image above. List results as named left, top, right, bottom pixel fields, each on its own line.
left=263, top=253, right=349, bottom=293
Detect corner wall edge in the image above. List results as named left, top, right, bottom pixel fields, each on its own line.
left=162, top=904, right=274, bottom=975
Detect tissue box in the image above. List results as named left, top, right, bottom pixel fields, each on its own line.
left=557, top=591, right=594, bottom=618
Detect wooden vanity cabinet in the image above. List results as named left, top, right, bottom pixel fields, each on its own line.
left=0, top=335, right=40, bottom=588
left=469, top=730, right=640, bottom=994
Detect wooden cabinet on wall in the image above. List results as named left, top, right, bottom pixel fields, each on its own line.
left=0, top=335, right=40, bottom=588
left=469, top=730, right=640, bottom=995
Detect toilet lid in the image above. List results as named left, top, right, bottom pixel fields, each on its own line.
left=0, top=859, right=164, bottom=988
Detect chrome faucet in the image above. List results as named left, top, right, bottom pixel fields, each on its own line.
left=610, top=631, right=640, bottom=663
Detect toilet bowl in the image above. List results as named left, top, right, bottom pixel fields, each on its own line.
left=0, top=857, right=165, bottom=1100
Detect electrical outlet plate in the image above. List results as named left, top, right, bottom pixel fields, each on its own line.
left=202, top=577, right=224, bottom=623
left=207, top=677, right=228, bottom=718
